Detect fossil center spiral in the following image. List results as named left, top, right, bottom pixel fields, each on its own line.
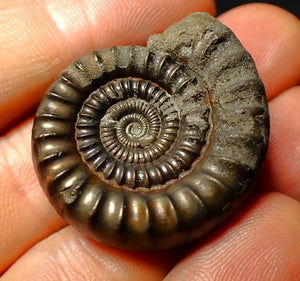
left=100, top=98, right=161, bottom=151
left=75, top=75, right=209, bottom=189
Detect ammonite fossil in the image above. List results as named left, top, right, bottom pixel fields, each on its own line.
left=32, top=13, right=269, bottom=250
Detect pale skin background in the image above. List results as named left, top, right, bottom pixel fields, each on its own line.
left=0, top=0, right=299, bottom=280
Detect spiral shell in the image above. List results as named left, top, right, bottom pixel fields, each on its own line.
left=32, top=13, right=269, bottom=250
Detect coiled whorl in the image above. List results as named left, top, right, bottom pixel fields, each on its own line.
left=32, top=13, right=269, bottom=250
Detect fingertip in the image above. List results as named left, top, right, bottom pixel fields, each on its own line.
left=164, top=193, right=300, bottom=281
left=2, top=227, right=178, bottom=281
left=258, top=86, right=300, bottom=200
left=86, top=0, right=216, bottom=47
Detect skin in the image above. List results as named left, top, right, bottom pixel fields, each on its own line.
left=0, top=0, right=299, bottom=280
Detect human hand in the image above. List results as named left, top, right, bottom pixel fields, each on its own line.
left=0, top=1, right=299, bottom=280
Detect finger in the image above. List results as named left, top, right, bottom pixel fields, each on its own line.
left=1, top=226, right=180, bottom=281
left=0, top=0, right=215, bottom=132
left=257, top=86, right=300, bottom=200
left=218, top=3, right=300, bottom=101
left=164, top=193, right=300, bottom=281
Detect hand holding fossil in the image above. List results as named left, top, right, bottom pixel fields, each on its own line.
left=0, top=1, right=299, bottom=280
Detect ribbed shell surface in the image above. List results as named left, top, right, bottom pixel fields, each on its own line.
left=32, top=13, right=269, bottom=250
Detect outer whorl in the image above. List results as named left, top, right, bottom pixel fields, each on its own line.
left=32, top=13, right=269, bottom=250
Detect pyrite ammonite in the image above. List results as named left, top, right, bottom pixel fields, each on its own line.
left=32, top=13, right=269, bottom=250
